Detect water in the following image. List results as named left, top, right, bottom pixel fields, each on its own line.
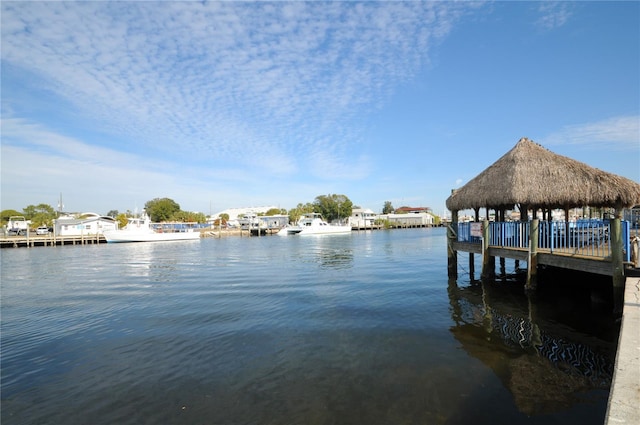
left=1, top=229, right=618, bottom=424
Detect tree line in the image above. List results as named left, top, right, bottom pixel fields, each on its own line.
left=0, top=198, right=207, bottom=228
left=1, top=204, right=58, bottom=227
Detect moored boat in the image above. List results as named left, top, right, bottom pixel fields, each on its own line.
left=103, top=213, right=201, bottom=243
left=278, top=213, right=351, bottom=236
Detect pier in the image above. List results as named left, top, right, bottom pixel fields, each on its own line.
left=605, top=277, right=640, bottom=425
left=0, top=234, right=106, bottom=248
left=445, top=138, right=640, bottom=304
left=448, top=219, right=636, bottom=284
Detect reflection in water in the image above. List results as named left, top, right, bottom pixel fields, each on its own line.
left=1, top=230, right=618, bottom=425
left=108, top=241, right=195, bottom=283
left=315, top=247, right=353, bottom=269
left=295, top=236, right=355, bottom=270
left=448, top=280, right=615, bottom=415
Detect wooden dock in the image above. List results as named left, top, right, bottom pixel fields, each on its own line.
left=451, top=241, right=617, bottom=276
left=0, top=234, right=106, bottom=248
left=449, top=219, right=637, bottom=280
left=447, top=218, right=640, bottom=317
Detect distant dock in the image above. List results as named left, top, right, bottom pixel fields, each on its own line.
left=0, top=234, right=106, bottom=248
left=3, top=224, right=440, bottom=246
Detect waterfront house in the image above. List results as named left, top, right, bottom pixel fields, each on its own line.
left=349, top=208, right=377, bottom=229
left=238, top=213, right=289, bottom=233
left=208, top=206, right=280, bottom=225
left=387, top=206, right=436, bottom=227
left=394, top=206, right=433, bottom=214
left=54, top=213, right=117, bottom=236
left=258, top=214, right=289, bottom=229
left=382, top=212, right=435, bottom=228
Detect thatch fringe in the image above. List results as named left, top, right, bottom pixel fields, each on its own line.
left=446, top=137, right=640, bottom=211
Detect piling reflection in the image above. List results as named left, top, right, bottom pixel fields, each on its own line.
left=447, top=279, right=615, bottom=415
left=115, top=242, right=180, bottom=282
left=301, top=237, right=355, bottom=270
left=315, top=247, right=353, bottom=269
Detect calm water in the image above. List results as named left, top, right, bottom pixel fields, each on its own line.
left=1, top=228, right=618, bottom=425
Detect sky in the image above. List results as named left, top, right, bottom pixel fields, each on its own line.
left=1, top=1, right=639, bottom=217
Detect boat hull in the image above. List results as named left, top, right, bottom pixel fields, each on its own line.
left=298, top=226, right=352, bottom=235
left=278, top=226, right=303, bottom=235
left=103, top=230, right=201, bottom=243
left=278, top=225, right=351, bottom=236
left=278, top=214, right=352, bottom=236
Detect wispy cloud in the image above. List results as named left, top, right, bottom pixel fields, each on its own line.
left=535, top=1, right=574, bottom=30
left=0, top=118, right=303, bottom=211
left=1, top=1, right=468, bottom=182
left=540, top=115, right=640, bottom=150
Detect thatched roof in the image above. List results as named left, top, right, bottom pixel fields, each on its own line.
left=446, top=137, right=640, bottom=211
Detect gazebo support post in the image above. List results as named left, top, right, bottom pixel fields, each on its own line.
left=611, top=207, right=624, bottom=315
left=564, top=207, right=571, bottom=249
left=488, top=209, right=496, bottom=279
left=526, top=218, right=539, bottom=291
left=499, top=208, right=506, bottom=278
left=447, top=209, right=458, bottom=279
left=469, top=252, right=475, bottom=281
left=481, top=219, right=494, bottom=281
left=469, top=209, right=480, bottom=282
left=515, top=203, right=527, bottom=271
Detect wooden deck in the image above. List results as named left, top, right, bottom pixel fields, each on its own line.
left=451, top=241, right=616, bottom=276
left=0, top=234, right=106, bottom=248
left=450, top=219, right=640, bottom=280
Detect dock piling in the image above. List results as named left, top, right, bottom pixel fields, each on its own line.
left=447, top=209, right=458, bottom=279
left=611, top=211, right=624, bottom=315
left=481, top=220, right=493, bottom=281
left=526, top=219, right=539, bottom=291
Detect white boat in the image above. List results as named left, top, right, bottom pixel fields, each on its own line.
left=103, top=214, right=201, bottom=243
left=278, top=213, right=351, bottom=236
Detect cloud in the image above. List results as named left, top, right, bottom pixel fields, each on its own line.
left=1, top=1, right=467, bottom=169
left=540, top=115, right=640, bottom=150
left=0, top=119, right=279, bottom=212
left=535, top=2, right=574, bottom=30
left=0, top=1, right=484, bottom=212
left=2, top=118, right=142, bottom=167
left=0, top=117, right=378, bottom=213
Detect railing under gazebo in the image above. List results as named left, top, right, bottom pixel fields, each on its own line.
left=457, top=219, right=632, bottom=262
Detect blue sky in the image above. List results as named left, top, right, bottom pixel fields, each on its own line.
left=2, top=1, right=638, bottom=217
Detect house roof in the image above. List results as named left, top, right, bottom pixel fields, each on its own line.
left=212, top=206, right=279, bottom=219
left=395, top=207, right=431, bottom=213
left=352, top=208, right=375, bottom=214
left=55, top=216, right=116, bottom=225
left=445, top=137, right=640, bottom=211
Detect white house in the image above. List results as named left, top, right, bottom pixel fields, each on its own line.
left=239, top=213, right=289, bottom=230
left=382, top=212, right=435, bottom=227
left=349, top=208, right=378, bottom=228
left=55, top=213, right=118, bottom=236
left=208, top=206, right=280, bottom=225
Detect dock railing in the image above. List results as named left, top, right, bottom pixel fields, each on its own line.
left=458, top=220, right=631, bottom=261
left=489, top=221, right=529, bottom=249
left=457, top=221, right=483, bottom=244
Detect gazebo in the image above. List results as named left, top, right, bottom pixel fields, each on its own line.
left=445, top=137, right=640, bottom=303
left=446, top=137, right=640, bottom=216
